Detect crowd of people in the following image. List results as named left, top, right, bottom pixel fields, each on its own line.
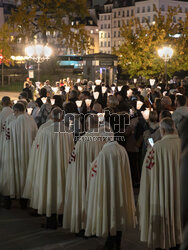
left=0, top=77, right=188, bottom=250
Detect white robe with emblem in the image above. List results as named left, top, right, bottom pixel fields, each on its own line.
left=2, top=114, right=38, bottom=198
left=27, top=122, right=74, bottom=217
left=85, top=141, right=137, bottom=237
left=0, top=113, right=15, bottom=192
left=138, top=134, right=182, bottom=249
left=63, top=131, right=105, bottom=233
left=0, top=107, right=13, bottom=164
left=23, top=119, right=53, bottom=200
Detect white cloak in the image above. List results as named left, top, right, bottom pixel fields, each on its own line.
left=2, top=114, right=38, bottom=198
left=0, top=113, right=16, bottom=192
left=27, top=122, right=74, bottom=217
left=138, top=134, right=182, bottom=249
left=23, top=119, right=53, bottom=200
left=85, top=141, right=137, bottom=237
left=63, top=131, right=105, bottom=233
left=0, top=107, right=13, bottom=165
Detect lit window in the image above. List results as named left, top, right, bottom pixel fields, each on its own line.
left=105, top=33, right=107, bottom=38
left=100, top=32, right=103, bottom=38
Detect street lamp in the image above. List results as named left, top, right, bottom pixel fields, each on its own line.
left=25, top=44, right=52, bottom=81
left=158, top=46, right=173, bottom=82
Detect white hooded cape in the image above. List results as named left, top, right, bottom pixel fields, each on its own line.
left=63, top=131, right=105, bottom=233
left=2, top=114, right=38, bottom=198
left=27, top=122, right=74, bottom=217
left=0, top=107, right=13, bottom=164
left=23, top=119, right=53, bottom=200
left=85, top=141, right=137, bottom=237
left=0, top=113, right=15, bottom=192
left=138, top=134, right=182, bottom=249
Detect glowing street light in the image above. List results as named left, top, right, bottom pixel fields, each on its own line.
left=25, top=44, right=52, bottom=81
left=158, top=46, right=173, bottom=82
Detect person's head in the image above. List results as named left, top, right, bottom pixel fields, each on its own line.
left=160, top=118, right=176, bottom=137
left=107, top=95, right=119, bottom=108
left=161, top=96, right=172, bottom=109
left=53, top=95, right=63, bottom=108
left=51, top=107, right=63, bottom=122
left=86, top=114, right=99, bottom=131
left=63, top=101, right=78, bottom=114
left=17, top=100, right=28, bottom=110
left=176, top=95, right=187, bottom=107
left=19, top=92, right=28, bottom=100
left=45, top=80, right=50, bottom=86
left=13, top=103, right=25, bottom=117
left=159, top=110, right=172, bottom=121
left=149, top=111, right=158, bottom=123
left=1, top=96, right=11, bottom=107
left=40, top=88, right=47, bottom=98
left=69, top=90, right=78, bottom=102
left=92, top=102, right=103, bottom=113
left=79, top=91, right=90, bottom=101
left=154, top=98, right=162, bottom=111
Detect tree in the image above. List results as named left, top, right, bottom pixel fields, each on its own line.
left=9, top=0, right=89, bottom=53
left=0, top=24, right=14, bottom=85
left=0, top=23, right=13, bottom=65
left=116, top=6, right=188, bottom=79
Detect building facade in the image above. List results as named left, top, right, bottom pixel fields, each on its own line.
left=98, top=0, right=188, bottom=54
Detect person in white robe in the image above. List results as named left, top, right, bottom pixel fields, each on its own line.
left=0, top=97, right=13, bottom=188
left=85, top=135, right=137, bottom=250
left=26, top=108, right=74, bottom=229
left=63, top=114, right=106, bottom=234
left=0, top=113, right=16, bottom=195
left=2, top=103, right=38, bottom=208
left=138, top=118, right=182, bottom=250
left=23, top=118, right=53, bottom=203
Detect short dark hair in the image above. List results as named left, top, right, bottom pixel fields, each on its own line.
left=2, top=96, right=11, bottom=106
left=176, top=95, right=186, bottom=106
left=160, top=110, right=172, bottom=119
left=13, top=103, right=25, bottom=112
left=19, top=91, right=28, bottom=100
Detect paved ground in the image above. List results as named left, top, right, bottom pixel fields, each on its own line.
left=0, top=199, right=150, bottom=250
left=0, top=92, right=19, bottom=100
